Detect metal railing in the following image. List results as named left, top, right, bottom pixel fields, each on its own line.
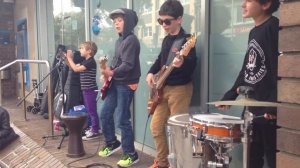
left=0, top=59, right=54, bottom=135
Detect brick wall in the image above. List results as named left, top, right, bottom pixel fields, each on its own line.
left=277, top=1, right=300, bottom=167
left=0, top=1, right=16, bottom=97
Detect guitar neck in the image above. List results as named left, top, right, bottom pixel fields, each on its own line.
left=156, top=65, right=175, bottom=89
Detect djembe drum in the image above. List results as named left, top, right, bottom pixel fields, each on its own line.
left=60, top=111, right=87, bottom=158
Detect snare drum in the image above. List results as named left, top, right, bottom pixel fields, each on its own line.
left=190, top=113, right=243, bottom=143
left=167, top=114, right=204, bottom=168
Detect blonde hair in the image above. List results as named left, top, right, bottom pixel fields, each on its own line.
left=80, top=41, right=98, bottom=56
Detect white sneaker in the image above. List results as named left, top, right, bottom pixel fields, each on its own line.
left=82, top=131, right=100, bottom=141
left=85, top=128, right=92, bottom=135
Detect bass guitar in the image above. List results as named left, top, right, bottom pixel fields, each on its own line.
left=147, top=34, right=197, bottom=115
left=99, top=56, right=112, bottom=100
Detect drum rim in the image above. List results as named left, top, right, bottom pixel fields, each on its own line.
left=168, top=113, right=189, bottom=126
left=191, top=113, right=244, bottom=124
left=60, top=112, right=88, bottom=119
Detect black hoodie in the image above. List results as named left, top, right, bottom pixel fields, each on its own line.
left=0, top=107, right=19, bottom=150
left=109, top=8, right=141, bottom=85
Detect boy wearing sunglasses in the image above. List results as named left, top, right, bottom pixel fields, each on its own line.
left=146, top=0, right=197, bottom=168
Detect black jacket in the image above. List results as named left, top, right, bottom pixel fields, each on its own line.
left=110, top=8, right=141, bottom=85
left=0, top=107, right=19, bottom=150
left=148, top=28, right=197, bottom=85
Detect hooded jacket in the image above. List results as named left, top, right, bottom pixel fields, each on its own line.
left=109, top=8, right=141, bottom=85
left=0, top=107, right=19, bottom=150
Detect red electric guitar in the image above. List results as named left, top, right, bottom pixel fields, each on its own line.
left=99, top=56, right=112, bottom=100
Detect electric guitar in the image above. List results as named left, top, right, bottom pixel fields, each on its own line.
left=99, top=56, right=112, bottom=100
left=147, top=34, right=197, bottom=115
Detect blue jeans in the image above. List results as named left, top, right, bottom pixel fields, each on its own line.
left=100, top=82, right=135, bottom=154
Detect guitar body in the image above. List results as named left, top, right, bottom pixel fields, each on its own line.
left=147, top=67, right=166, bottom=115
left=100, top=77, right=112, bottom=100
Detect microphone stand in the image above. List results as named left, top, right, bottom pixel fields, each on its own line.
left=42, top=57, right=69, bottom=149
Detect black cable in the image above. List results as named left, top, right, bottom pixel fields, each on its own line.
left=67, top=136, right=104, bottom=168
left=141, top=114, right=151, bottom=160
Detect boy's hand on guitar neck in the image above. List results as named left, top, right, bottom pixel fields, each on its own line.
left=98, top=56, right=113, bottom=82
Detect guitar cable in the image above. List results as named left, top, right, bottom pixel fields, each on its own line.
left=141, top=113, right=152, bottom=160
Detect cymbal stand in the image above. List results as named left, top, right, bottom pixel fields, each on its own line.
left=242, top=105, right=254, bottom=168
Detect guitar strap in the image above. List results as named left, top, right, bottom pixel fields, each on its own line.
left=166, top=36, right=185, bottom=66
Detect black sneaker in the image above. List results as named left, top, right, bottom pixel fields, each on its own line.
left=117, top=152, right=139, bottom=167
left=98, top=140, right=121, bottom=157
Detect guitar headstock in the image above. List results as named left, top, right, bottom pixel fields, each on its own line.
left=180, top=34, right=197, bottom=57
left=99, top=55, right=108, bottom=69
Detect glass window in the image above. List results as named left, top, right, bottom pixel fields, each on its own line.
left=209, top=0, right=251, bottom=116
left=209, top=1, right=254, bottom=167
left=53, top=0, right=85, bottom=49
left=90, top=0, right=127, bottom=60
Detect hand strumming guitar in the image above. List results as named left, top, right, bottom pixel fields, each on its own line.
left=101, top=67, right=114, bottom=78
left=172, top=52, right=184, bottom=68
left=146, top=73, right=154, bottom=88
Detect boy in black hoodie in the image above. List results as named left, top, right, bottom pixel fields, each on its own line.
left=217, top=0, right=280, bottom=167
left=98, top=8, right=140, bottom=168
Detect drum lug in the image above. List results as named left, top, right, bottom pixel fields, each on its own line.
left=197, top=129, right=205, bottom=141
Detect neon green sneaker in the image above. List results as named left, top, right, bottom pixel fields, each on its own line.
left=117, top=152, right=139, bottom=167
left=98, top=140, right=121, bottom=157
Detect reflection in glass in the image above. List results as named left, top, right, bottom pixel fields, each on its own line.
left=209, top=0, right=253, bottom=115
left=209, top=1, right=255, bottom=167
left=53, top=0, right=85, bottom=49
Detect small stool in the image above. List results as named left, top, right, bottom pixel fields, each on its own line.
left=61, top=112, right=87, bottom=158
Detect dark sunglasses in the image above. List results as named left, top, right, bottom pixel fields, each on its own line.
left=157, top=18, right=176, bottom=25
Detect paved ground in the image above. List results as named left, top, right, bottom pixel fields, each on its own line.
left=0, top=97, right=154, bottom=168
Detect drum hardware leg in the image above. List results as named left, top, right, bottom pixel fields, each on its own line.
left=206, top=142, right=233, bottom=168
left=168, top=153, right=177, bottom=168
left=167, top=125, right=177, bottom=168
left=192, top=136, right=204, bottom=158
left=197, top=129, right=206, bottom=142
left=242, top=110, right=253, bottom=168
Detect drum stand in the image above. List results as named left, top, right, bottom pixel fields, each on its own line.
left=207, top=141, right=234, bottom=168
left=240, top=86, right=255, bottom=168
left=241, top=108, right=253, bottom=168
